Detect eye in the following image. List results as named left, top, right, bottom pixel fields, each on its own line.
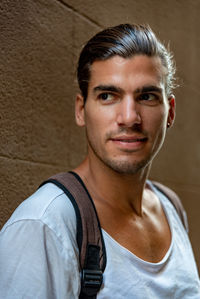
left=98, top=93, right=115, bottom=102
left=138, top=93, right=160, bottom=105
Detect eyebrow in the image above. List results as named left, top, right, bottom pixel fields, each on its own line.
left=93, top=84, right=163, bottom=95
left=134, top=85, right=163, bottom=94
left=93, top=85, right=124, bottom=94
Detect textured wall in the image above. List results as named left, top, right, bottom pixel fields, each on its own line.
left=1, top=0, right=200, bottom=269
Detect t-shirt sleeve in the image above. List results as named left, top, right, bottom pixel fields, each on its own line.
left=0, top=219, right=80, bottom=299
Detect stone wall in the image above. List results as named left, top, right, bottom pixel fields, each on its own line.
left=1, top=0, right=200, bottom=269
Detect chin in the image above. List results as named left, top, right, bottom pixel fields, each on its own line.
left=103, top=157, right=152, bottom=175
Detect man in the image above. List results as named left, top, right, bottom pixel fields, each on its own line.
left=0, top=24, right=199, bottom=298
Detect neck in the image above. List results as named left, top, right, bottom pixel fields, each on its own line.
left=73, top=154, right=151, bottom=216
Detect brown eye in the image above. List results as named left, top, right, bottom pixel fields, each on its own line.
left=98, top=93, right=114, bottom=101
left=137, top=93, right=161, bottom=106
left=100, top=93, right=109, bottom=100
left=140, top=93, right=157, bottom=101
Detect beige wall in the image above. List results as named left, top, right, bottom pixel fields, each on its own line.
left=1, top=0, right=200, bottom=269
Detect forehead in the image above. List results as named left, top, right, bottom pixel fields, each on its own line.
left=88, top=55, right=166, bottom=91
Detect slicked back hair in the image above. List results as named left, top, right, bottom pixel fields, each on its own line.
left=77, top=24, right=176, bottom=102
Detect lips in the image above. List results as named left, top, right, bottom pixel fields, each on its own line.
left=110, top=136, right=147, bottom=142
left=109, top=135, right=148, bottom=151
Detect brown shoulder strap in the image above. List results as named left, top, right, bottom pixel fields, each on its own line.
left=152, top=181, right=189, bottom=233
left=40, top=171, right=106, bottom=298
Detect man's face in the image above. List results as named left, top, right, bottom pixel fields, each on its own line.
left=76, top=55, right=175, bottom=175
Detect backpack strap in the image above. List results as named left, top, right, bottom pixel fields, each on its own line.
left=152, top=181, right=189, bottom=233
left=40, top=171, right=107, bottom=299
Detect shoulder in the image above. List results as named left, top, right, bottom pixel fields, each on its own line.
left=0, top=181, right=79, bottom=268
left=0, top=183, right=80, bottom=298
left=1, top=182, right=77, bottom=242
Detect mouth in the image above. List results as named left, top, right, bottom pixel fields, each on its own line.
left=109, top=135, right=148, bottom=151
left=110, top=136, right=148, bottom=142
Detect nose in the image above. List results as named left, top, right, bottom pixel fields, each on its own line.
left=116, top=96, right=141, bottom=127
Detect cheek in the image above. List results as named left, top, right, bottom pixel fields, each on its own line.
left=153, top=112, right=168, bottom=142
left=86, top=106, right=115, bottom=130
left=144, top=109, right=168, bottom=136
left=84, top=110, right=105, bottom=144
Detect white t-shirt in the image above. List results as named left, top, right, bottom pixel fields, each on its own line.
left=0, top=182, right=199, bottom=299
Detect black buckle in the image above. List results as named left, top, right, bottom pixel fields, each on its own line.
left=81, top=269, right=103, bottom=296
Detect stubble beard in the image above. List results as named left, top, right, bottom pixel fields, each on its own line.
left=87, top=136, right=153, bottom=175
left=98, top=152, right=152, bottom=175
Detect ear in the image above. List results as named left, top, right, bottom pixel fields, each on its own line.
left=75, top=94, right=85, bottom=127
left=167, top=95, right=176, bottom=128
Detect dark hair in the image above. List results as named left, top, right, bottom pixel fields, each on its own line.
left=77, top=23, right=176, bottom=101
